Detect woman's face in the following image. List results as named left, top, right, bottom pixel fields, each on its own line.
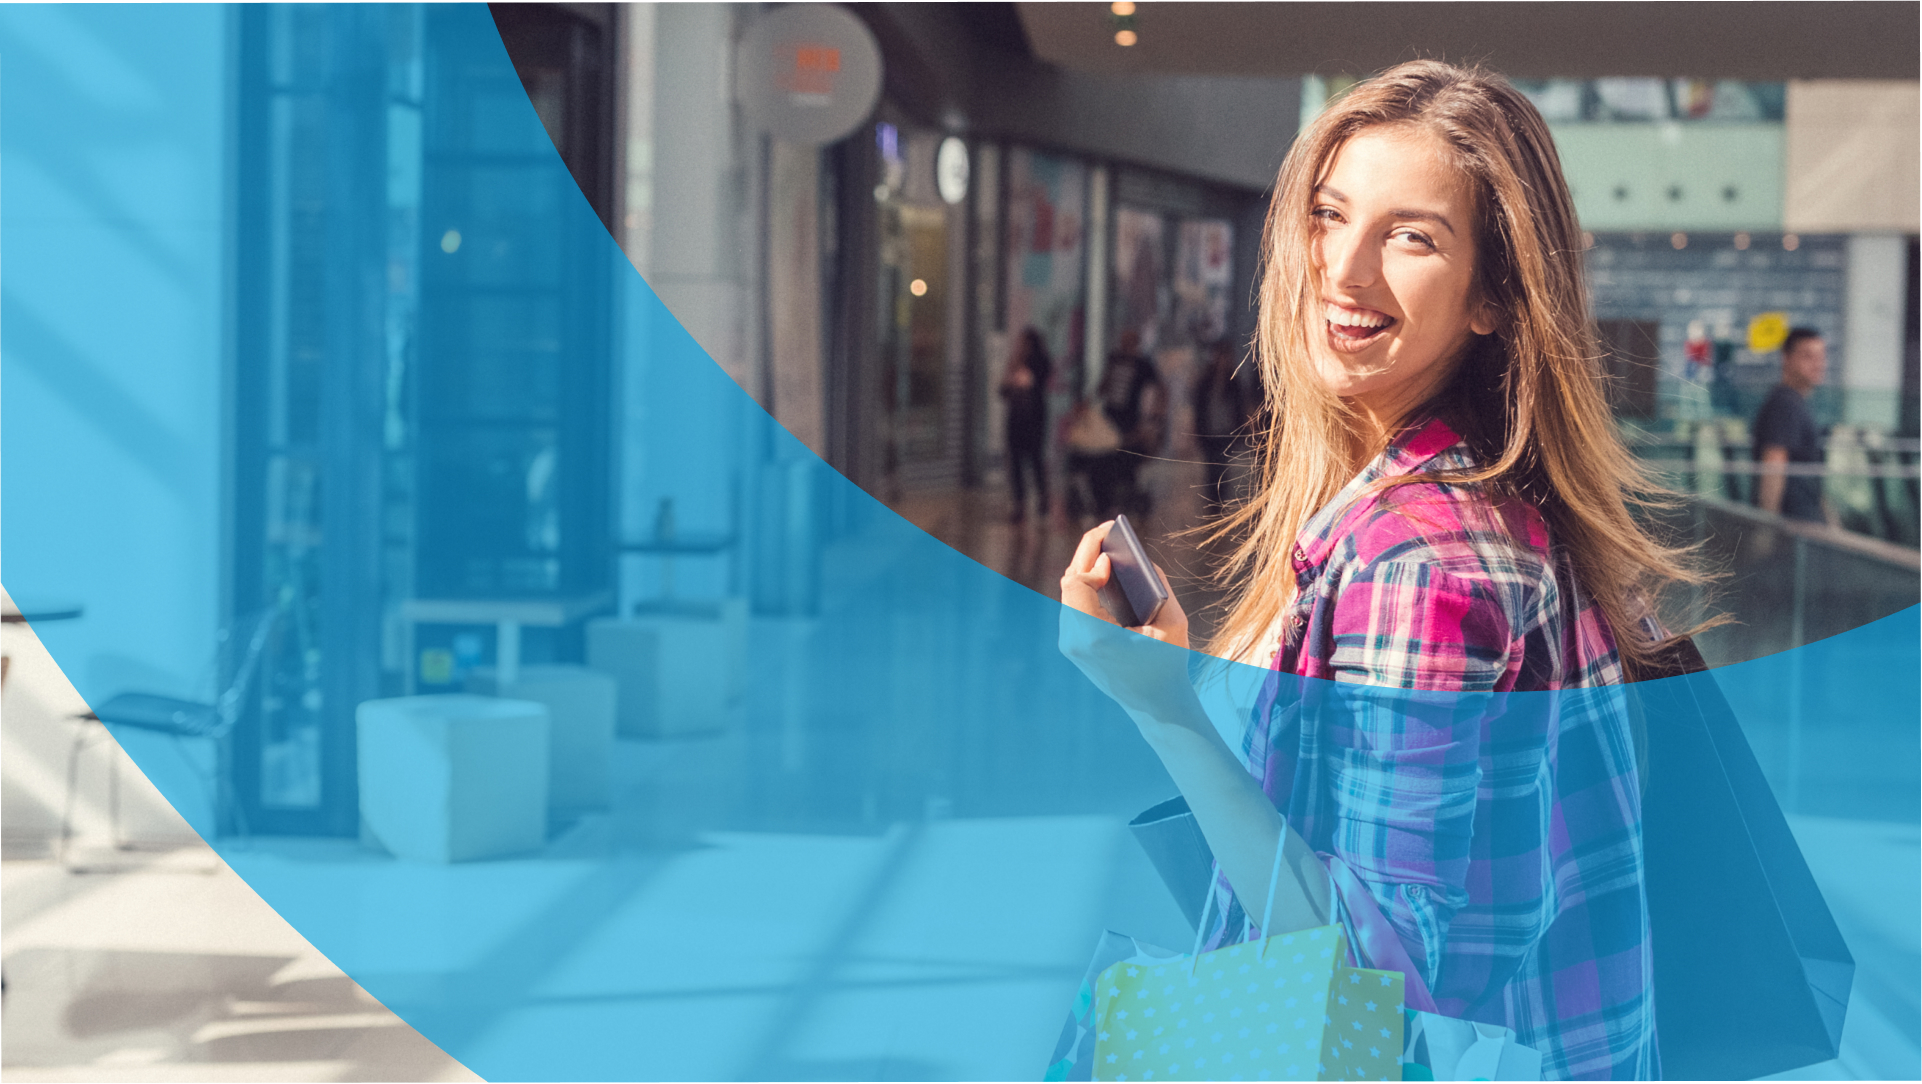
left=1308, top=124, right=1493, bottom=423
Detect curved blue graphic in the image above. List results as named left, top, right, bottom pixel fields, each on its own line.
left=3, top=6, right=1915, bottom=1081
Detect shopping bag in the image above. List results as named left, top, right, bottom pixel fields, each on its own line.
left=1046, top=932, right=1180, bottom=1082
left=1065, top=401, right=1124, bottom=453
left=1127, top=797, right=1218, bottom=933
left=1637, top=639, right=1853, bottom=1079
left=1118, top=798, right=1541, bottom=1082
left=1091, top=924, right=1405, bottom=1081
left=1399, top=1013, right=1542, bottom=1082
left=1324, top=855, right=1542, bottom=1081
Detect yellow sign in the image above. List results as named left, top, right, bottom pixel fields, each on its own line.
left=1748, top=312, right=1789, bottom=354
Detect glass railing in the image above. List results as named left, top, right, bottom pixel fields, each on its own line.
left=1649, top=495, right=1921, bottom=667
left=1637, top=492, right=1920, bottom=823
left=1633, top=421, right=1921, bottom=549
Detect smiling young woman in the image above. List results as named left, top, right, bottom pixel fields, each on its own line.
left=1060, top=60, right=1716, bottom=1080
left=1216, top=64, right=1712, bottom=675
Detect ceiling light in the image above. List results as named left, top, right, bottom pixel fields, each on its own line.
left=1115, top=29, right=1137, bottom=46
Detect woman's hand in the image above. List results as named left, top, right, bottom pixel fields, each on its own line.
left=1061, top=523, right=1331, bottom=933
left=1058, top=521, right=1199, bottom=727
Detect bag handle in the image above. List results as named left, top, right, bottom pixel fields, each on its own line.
left=1186, top=818, right=1291, bottom=975
left=1181, top=827, right=1443, bottom=1015
left=1323, top=852, right=1440, bottom=1014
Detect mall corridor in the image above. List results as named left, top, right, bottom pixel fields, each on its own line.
left=3, top=3, right=1918, bottom=1082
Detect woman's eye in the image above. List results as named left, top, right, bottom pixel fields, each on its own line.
left=1310, top=207, right=1341, bottom=224
left=1393, top=229, right=1436, bottom=249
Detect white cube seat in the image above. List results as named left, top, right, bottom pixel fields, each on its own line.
left=356, top=695, right=548, bottom=862
left=465, top=664, right=616, bottom=811
left=588, top=599, right=745, bottom=738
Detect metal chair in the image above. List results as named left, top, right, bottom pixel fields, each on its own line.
left=61, top=609, right=275, bottom=869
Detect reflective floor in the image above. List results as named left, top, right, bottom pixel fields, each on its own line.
left=891, top=452, right=1238, bottom=646
left=4, top=795, right=1913, bottom=1080
left=3, top=455, right=1916, bottom=1081
left=1, top=849, right=481, bottom=1083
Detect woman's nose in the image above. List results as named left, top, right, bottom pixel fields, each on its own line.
left=1321, top=230, right=1379, bottom=291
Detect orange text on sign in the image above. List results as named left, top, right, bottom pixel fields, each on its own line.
left=783, top=42, right=841, bottom=95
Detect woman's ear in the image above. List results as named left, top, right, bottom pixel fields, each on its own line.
left=1470, top=299, right=1501, bottom=337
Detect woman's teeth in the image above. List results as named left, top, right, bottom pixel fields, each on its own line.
left=1325, top=304, right=1393, bottom=341
left=1325, top=303, right=1392, bottom=329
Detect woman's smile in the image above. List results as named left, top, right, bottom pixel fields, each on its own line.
left=1323, top=299, right=1397, bottom=353
left=1307, top=124, right=1492, bottom=424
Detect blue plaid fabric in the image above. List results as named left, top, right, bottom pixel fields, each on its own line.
left=1207, top=418, right=1657, bottom=1080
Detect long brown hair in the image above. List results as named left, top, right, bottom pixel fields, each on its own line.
left=1206, top=60, right=1715, bottom=677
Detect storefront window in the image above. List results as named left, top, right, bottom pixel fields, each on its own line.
left=875, top=124, right=960, bottom=489
left=228, top=4, right=611, bottom=833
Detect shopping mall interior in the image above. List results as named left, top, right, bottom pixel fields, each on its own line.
left=2, top=3, right=1917, bottom=1081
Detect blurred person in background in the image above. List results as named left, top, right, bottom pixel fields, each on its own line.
left=1191, top=337, right=1255, bottom=509
left=999, top=326, right=1054, bottom=524
left=1060, top=394, right=1129, bottom=523
left=1098, top=329, right=1169, bottom=515
left=1752, top=327, right=1829, bottom=523
left=1061, top=60, right=1723, bottom=1080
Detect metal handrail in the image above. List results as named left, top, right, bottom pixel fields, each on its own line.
left=1691, top=495, right=1921, bottom=571
left=1644, top=459, right=1922, bottom=479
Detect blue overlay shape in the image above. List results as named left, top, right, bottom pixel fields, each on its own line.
left=3, top=6, right=1915, bottom=1080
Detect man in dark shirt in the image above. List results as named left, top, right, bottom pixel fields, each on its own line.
left=1751, top=326, right=1827, bottom=522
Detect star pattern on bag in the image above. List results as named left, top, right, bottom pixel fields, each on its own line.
left=1091, top=927, right=1402, bottom=1081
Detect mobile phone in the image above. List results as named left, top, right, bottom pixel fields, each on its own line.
left=1097, top=514, right=1170, bottom=628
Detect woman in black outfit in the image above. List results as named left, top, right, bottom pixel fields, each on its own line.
left=1191, top=337, right=1253, bottom=510
left=999, top=327, right=1053, bottom=524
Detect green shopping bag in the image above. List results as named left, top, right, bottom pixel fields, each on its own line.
left=1091, top=923, right=1405, bottom=1081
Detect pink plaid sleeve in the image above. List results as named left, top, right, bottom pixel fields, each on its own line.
left=1327, top=541, right=1524, bottom=694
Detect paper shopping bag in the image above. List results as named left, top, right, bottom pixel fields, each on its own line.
left=1637, top=639, right=1852, bottom=1079
left=1092, top=925, right=1404, bottom=1081
left=1047, top=931, right=1180, bottom=1081
left=1399, top=1012, right=1542, bottom=1081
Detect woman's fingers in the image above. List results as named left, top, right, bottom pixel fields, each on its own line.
left=1060, top=555, right=1111, bottom=612
left=1066, top=520, right=1113, bottom=575
left=1061, top=527, right=1118, bottom=627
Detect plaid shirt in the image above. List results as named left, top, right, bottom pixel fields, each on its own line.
left=1211, top=417, right=1656, bottom=1080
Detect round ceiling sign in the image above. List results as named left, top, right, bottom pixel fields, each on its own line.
left=936, top=137, right=969, bottom=205
left=736, top=5, right=883, bottom=146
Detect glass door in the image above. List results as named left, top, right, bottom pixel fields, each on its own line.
left=874, top=124, right=960, bottom=492
left=229, top=5, right=416, bottom=835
